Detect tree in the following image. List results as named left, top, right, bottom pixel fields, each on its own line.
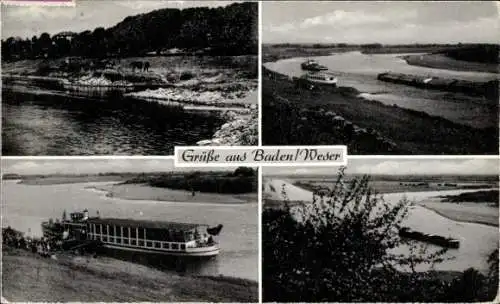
left=263, top=167, right=452, bottom=302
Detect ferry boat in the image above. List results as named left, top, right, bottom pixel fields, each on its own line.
left=301, top=59, right=328, bottom=71
left=42, top=210, right=222, bottom=257
left=300, top=72, right=338, bottom=86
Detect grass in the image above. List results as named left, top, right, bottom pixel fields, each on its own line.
left=2, top=247, right=257, bottom=302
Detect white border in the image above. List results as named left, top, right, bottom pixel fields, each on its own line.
left=174, top=145, right=348, bottom=167
left=258, top=0, right=263, bottom=147
left=2, top=0, right=75, bottom=7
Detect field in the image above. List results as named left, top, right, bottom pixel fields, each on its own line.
left=2, top=247, right=257, bottom=302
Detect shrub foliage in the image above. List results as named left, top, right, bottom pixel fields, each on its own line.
left=263, top=168, right=499, bottom=302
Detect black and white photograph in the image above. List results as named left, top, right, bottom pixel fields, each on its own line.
left=1, top=158, right=258, bottom=302
left=262, top=158, right=499, bottom=302
left=262, top=1, right=499, bottom=154
left=1, top=0, right=258, bottom=156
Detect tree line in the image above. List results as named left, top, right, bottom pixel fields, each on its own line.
left=1, top=2, right=257, bottom=62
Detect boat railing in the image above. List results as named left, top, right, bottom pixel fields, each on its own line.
left=87, top=233, right=217, bottom=252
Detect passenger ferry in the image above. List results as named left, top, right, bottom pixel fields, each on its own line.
left=42, top=210, right=222, bottom=257
left=300, top=72, right=338, bottom=86
left=301, top=59, right=328, bottom=71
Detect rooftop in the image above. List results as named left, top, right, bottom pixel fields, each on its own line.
left=87, top=217, right=206, bottom=231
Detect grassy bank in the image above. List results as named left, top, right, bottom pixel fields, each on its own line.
left=262, top=69, right=498, bottom=154
left=2, top=247, right=257, bottom=302
left=93, top=183, right=257, bottom=204
left=403, top=53, right=498, bottom=74
left=123, top=168, right=258, bottom=195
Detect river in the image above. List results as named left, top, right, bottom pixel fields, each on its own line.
left=264, top=51, right=498, bottom=129
left=1, top=180, right=258, bottom=282
left=2, top=86, right=224, bottom=156
left=264, top=179, right=498, bottom=274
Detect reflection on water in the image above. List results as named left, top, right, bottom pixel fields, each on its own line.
left=265, top=52, right=498, bottom=129
left=1, top=181, right=258, bottom=281
left=2, top=89, right=224, bottom=155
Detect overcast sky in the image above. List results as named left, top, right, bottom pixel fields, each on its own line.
left=263, top=158, right=499, bottom=176
left=263, top=1, right=500, bottom=44
left=2, top=158, right=234, bottom=175
left=1, top=0, right=238, bottom=39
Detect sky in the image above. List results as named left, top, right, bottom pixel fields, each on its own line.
left=263, top=158, right=500, bottom=176
left=1, top=158, right=233, bottom=175
left=263, top=1, right=500, bottom=44
left=1, top=0, right=239, bottom=39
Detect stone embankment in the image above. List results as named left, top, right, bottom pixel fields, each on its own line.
left=377, top=72, right=499, bottom=98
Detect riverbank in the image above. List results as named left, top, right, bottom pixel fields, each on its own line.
left=1, top=247, right=257, bottom=302
left=402, top=53, right=499, bottom=74
left=91, top=183, right=257, bottom=204
left=262, top=67, right=497, bottom=154
left=291, top=179, right=496, bottom=195
left=2, top=55, right=258, bottom=148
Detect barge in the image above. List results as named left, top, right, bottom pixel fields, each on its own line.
left=399, top=227, right=460, bottom=249
left=42, top=210, right=222, bottom=258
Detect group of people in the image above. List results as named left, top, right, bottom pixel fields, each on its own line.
left=2, top=226, right=61, bottom=257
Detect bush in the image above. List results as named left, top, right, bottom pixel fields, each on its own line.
left=262, top=168, right=499, bottom=302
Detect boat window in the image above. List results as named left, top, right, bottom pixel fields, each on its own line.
left=123, top=227, right=129, bottom=238
left=96, top=236, right=101, bottom=241
left=146, top=241, right=153, bottom=247
left=123, top=239, right=129, bottom=245
left=138, top=240, right=144, bottom=246
left=131, top=240, right=137, bottom=246
left=162, top=243, right=170, bottom=249
left=102, top=236, right=108, bottom=242
left=154, top=242, right=161, bottom=248
left=109, top=237, right=115, bottom=243
left=103, top=225, right=108, bottom=235
left=130, top=228, right=137, bottom=238
left=180, top=244, right=186, bottom=250
left=172, top=243, right=179, bottom=250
